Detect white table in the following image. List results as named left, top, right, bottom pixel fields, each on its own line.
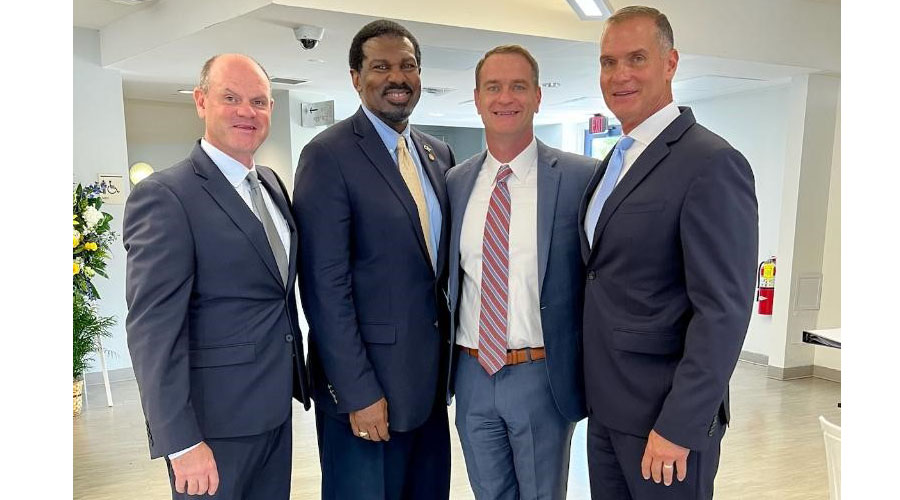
left=802, top=328, right=841, bottom=349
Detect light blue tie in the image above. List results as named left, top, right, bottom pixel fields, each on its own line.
left=584, top=136, right=635, bottom=247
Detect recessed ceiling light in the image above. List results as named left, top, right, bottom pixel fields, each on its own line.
left=566, top=0, right=613, bottom=20
left=542, top=82, right=561, bottom=88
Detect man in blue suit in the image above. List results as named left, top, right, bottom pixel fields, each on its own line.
left=293, top=20, right=455, bottom=500
left=124, top=54, right=310, bottom=499
left=446, top=45, right=597, bottom=500
left=580, top=6, right=758, bottom=499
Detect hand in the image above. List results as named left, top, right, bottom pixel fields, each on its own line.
left=349, top=397, right=390, bottom=442
left=641, top=429, right=690, bottom=486
left=171, top=441, right=219, bottom=496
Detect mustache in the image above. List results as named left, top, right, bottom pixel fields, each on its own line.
left=382, top=83, right=413, bottom=94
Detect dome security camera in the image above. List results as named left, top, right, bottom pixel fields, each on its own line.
left=293, top=25, right=325, bottom=50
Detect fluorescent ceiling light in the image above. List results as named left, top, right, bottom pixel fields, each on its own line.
left=177, top=89, right=193, bottom=94
left=566, top=0, right=613, bottom=20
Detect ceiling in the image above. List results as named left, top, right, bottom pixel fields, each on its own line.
left=74, top=0, right=835, bottom=128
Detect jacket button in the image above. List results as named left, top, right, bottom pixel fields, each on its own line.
left=434, top=321, right=439, bottom=328
left=587, top=271, right=596, bottom=280
left=285, top=334, right=294, bottom=342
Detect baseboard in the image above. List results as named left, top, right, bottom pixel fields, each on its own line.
left=813, top=365, right=841, bottom=383
left=84, top=366, right=135, bottom=386
left=767, top=364, right=814, bottom=380
left=739, top=350, right=769, bottom=366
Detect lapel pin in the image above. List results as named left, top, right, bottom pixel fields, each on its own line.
left=423, top=143, right=436, bottom=161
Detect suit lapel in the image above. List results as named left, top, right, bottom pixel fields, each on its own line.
left=588, top=107, right=696, bottom=258
left=536, top=141, right=560, bottom=295
left=191, top=144, right=284, bottom=287
left=447, top=152, right=485, bottom=313
left=353, top=109, right=432, bottom=268
left=579, top=150, right=612, bottom=262
left=411, top=129, right=449, bottom=274
left=257, top=166, right=296, bottom=290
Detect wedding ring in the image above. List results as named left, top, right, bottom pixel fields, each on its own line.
left=358, top=431, right=369, bottom=438
left=663, top=464, right=674, bottom=469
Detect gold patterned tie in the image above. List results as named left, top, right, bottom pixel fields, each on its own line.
left=396, top=137, right=434, bottom=266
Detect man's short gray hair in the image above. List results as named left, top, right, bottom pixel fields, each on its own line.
left=606, top=5, right=674, bottom=51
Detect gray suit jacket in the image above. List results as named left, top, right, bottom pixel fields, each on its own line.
left=124, top=142, right=310, bottom=459
left=445, top=139, right=597, bottom=421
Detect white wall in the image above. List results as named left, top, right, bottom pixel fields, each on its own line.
left=125, top=98, right=203, bottom=172
left=815, top=96, right=841, bottom=371
left=74, top=27, right=131, bottom=372
left=686, top=85, right=791, bottom=358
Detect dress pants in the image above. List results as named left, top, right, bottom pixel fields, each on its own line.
left=454, top=351, right=575, bottom=500
left=315, top=399, right=450, bottom=500
left=165, top=417, right=292, bottom=500
left=586, top=416, right=724, bottom=500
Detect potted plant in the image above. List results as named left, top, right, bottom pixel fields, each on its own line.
left=73, top=183, right=117, bottom=416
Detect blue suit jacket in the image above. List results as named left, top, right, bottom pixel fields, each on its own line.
left=445, top=140, right=597, bottom=422
left=124, top=142, right=310, bottom=459
left=579, top=107, right=758, bottom=451
left=293, top=107, right=455, bottom=432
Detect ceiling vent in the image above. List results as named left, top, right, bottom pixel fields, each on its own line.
left=423, top=87, right=456, bottom=96
left=108, top=0, right=156, bottom=5
left=271, top=77, right=309, bottom=86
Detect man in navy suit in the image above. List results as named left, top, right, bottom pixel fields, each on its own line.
left=124, top=54, right=310, bottom=499
left=293, top=19, right=455, bottom=500
left=580, top=6, right=758, bottom=499
left=446, top=45, right=597, bottom=500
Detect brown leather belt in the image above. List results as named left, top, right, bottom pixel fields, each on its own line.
left=458, top=346, right=545, bottom=365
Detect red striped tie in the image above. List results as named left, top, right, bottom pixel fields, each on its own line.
left=478, top=164, right=513, bottom=375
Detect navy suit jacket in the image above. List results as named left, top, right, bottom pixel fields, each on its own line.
left=446, top=140, right=597, bottom=422
left=293, top=107, right=455, bottom=432
left=124, top=142, right=310, bottom=459
left=579, top=107, right=758, bottom=451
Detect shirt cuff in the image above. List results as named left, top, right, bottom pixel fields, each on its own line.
left=168, top=442, right=201, bottom=460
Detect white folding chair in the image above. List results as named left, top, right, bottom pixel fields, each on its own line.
left=819, top=415, right=841, bottom=500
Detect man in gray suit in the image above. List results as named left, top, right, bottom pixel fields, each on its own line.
left=124, top=53, right=309, bottom=499
left=446, top=45, right=597, bottom=500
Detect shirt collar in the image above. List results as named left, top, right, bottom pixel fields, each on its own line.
left=628, top=101, right=680, bottom=148
left=485, top=137, right=538, bottom=182
left=361, top=105, right=412, bottom=152
left=200, top=138, right=256, bottom=188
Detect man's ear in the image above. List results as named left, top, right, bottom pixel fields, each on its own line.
left=350, top=69, right=361, bottom=93
left=193, top=87, right=206, bottom=119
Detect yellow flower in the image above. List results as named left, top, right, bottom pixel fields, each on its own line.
left=73, top=261, right=80, bottom=275
left=73, top=214, right=78, bottom=226
left=73, top=230, right=81, bottom=249
left=84, top=242, right=98, bottom=251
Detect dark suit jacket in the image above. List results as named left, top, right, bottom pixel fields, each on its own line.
left=445, top=140, right=597, bottom=422
left=124, top=142, right=310, bottom=459
left=579, top=107, right=758, bottom=451
left=293, top=107, right=455, bottom=433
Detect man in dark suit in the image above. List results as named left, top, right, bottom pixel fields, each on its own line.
left=445, top=45, right=596, bottom=500
left=124, top=53, right=309, bottom=500
left=580, top=6, right=758, bottom=499
left=293, top=19, right=455, bottom=500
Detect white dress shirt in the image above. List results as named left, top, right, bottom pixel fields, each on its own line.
left=457, top=138, right=544, bottom=350
left=613, top=102, right=680, bottom=186
left=169, top=139, right=291, bottom=460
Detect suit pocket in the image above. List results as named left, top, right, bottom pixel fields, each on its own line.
left=359, top=323, right=396, bottom=345
left=618, top=201, right=666, bottom=214
left=190, top=342, right=256, bottom=368
left=610, top=328, right=683, bottom=355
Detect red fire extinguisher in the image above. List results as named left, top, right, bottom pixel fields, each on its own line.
left=756, top=257, right=776, bottom=315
